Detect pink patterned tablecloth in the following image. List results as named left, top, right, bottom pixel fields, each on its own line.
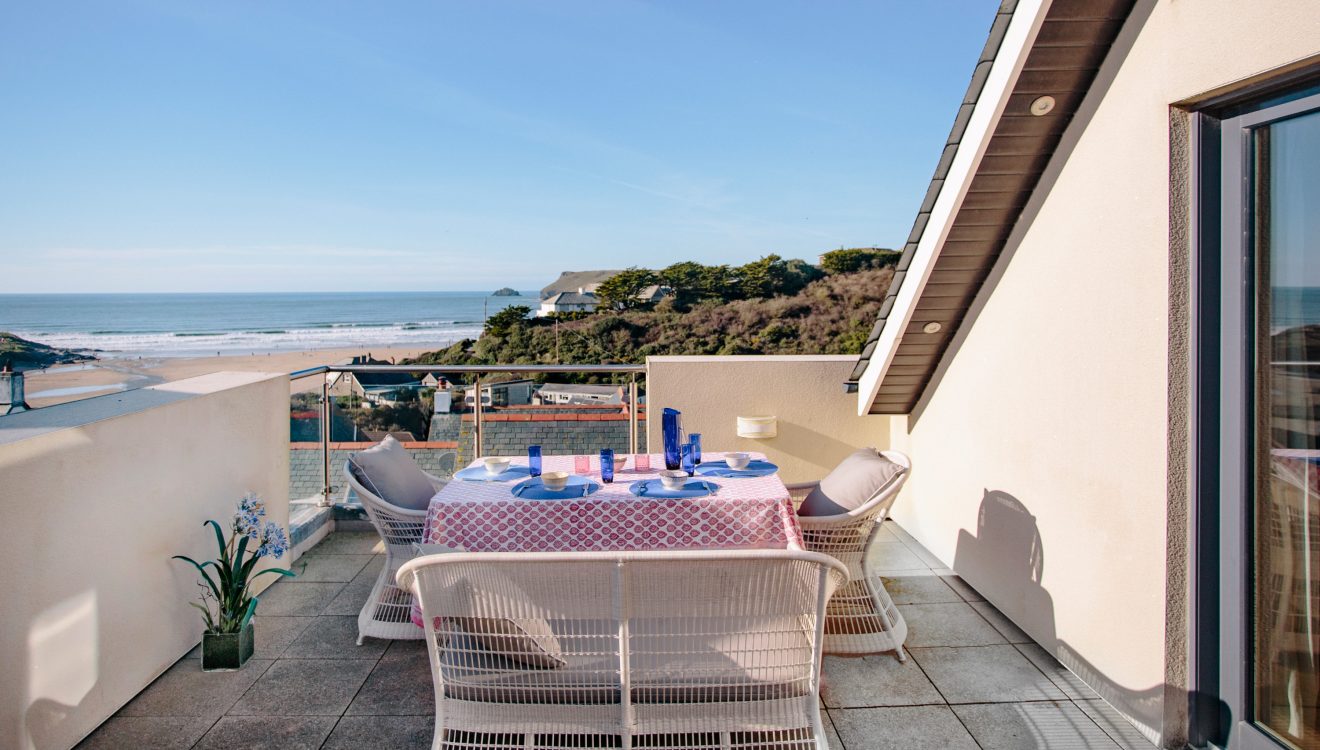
left=408, top=452, right=802, bottom=627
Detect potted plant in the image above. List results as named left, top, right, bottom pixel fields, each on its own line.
left=174, top=493, right=294, bottom=671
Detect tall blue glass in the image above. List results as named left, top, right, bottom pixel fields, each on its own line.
left=689, top=433, right=702, bottom=465
left=662, top=408, right=683, bottom=470
left=528, top=445, right=542, bottom=477
left=600, top=448, right=614, bottom=484
left=681, top=443, right=695, bottom=477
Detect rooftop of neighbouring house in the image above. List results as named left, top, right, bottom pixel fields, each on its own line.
left=76, top=522, right=1156, bottom=750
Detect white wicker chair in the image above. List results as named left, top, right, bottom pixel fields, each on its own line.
left=344, top=460, right=448, bottom=644
left=787, top=450, right=911, bottom=661
left=398, top=548, right=848, bottom=750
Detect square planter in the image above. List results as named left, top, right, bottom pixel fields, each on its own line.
left=202, top=622, right=254, bottom=671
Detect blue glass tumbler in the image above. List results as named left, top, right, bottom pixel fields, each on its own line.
left=689, top=433, right=702, bottom=465
left=681, top=443, right=695, bottom=477
left=528, top=445, right=542, bottom=477
left=600, top=448, right=614, bottom=483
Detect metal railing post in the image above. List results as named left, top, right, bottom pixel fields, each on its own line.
left=472, top=374, right=483, bottom=459
left=321, top=374, right=332, bottom=507
left=628, top=372, right=638, bottom=455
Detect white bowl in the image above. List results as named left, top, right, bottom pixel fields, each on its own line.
left=540, top=471, right=571, bottom=491
left=726, top=452, right=752, bottom=470
left=483, top=457, right=511, bottom=475
left=658, top=470, right=688, bottom=490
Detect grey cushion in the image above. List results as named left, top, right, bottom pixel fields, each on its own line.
left=439, top=616, right=812, bottom=704
left=349, top=435, right=436, bottom=511
left=798, top=449, right=905, bottom=517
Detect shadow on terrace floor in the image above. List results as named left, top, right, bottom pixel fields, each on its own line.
left=77, top=523, right=1158, bottom=750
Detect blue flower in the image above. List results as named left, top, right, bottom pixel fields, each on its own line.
left=257, top=522, right=289, bottom=559
left=238, top=493, right=266, bottom=519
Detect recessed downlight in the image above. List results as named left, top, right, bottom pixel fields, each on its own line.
left=922, top=322, right=943, bottom=334
left=1030, top=95, right=1056, bottom=116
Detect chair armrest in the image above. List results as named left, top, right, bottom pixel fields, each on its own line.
left=784, top=481, right=820, bottom=493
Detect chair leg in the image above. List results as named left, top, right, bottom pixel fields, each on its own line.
left=865, top=572, right=907, bottom=663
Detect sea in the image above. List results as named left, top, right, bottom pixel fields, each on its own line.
left=0, top=291, right=536, bottom=358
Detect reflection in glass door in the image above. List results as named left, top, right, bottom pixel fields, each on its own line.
left=1254, top=106, right=1320, bottom=749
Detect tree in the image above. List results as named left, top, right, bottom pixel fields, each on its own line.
left=595, top=267, right=659, bottom=311
left=658, top=261, right=707, bottom=306
left=483, top=305, right=531, bottom=337
left=820, top=247, right=899, bottom=275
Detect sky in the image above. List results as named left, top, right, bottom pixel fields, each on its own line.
left=0, top=1, right=1000, bottom=293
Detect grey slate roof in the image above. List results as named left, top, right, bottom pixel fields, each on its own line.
left=540, top=270, right=622, bottom=300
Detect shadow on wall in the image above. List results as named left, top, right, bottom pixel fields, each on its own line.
left=771, top=421, right=876, bottom=478
left=951, top=489, right=1224, bottom=748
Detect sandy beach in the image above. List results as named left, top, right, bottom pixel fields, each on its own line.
left=23, top=347, right=437, bottom=407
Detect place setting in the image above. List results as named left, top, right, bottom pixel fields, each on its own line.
left=453, top=456, right=532, bottom=482
left=508, top=445, right=606, bottom=499
left=696, top=451, right=779, bottom=478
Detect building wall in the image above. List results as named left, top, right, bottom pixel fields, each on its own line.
left=879, top=2, right=1320, bottom=745
left=0, top=372, right=290, bottom=750
left=647, top=356, right=882, bottom=484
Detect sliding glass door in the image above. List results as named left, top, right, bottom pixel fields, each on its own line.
left=1215, top=90, right=1320, bottom=750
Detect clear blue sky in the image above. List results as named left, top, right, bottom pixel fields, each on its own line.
left=1, top=1, right=998, bottom=293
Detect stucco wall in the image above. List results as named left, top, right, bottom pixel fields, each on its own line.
left=0, top=372, right=290, bottom=750
left=880, top=1, right=1320, bottom=746
left=647, top=356, right=884, bottom=484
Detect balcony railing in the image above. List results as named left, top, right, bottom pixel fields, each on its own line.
left=289, top=363, right=646, bottom=505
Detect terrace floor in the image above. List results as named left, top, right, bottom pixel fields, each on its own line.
left=78, top=523, right=1157, bottom=750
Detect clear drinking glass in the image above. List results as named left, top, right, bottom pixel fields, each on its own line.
left=574, top=454, right=590, bottom=475
left=689, top=433, right=702, bottom=465
left=528, top=445, right=542, bottom=477
left=681, top=444, right=695, bottom=477
left=600, top=449, right=614, bottom=483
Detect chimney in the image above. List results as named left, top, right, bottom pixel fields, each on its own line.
left=1, top=362, right=30, bottom=415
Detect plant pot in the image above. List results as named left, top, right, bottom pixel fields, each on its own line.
left=202, top=622, right=254, bottom=671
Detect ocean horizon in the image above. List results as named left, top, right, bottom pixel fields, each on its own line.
left=0, top=291, right=536, bottom=358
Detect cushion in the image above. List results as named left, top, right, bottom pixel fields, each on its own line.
left=451, top=616, right=567, bottom=670
left=348, top=435, right=436, bottom=511
left=798, top=449, right=905, bottom=517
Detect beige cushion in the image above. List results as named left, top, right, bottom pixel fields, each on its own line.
left=349, top=435, right=435, bottom=511
left=798, top=449, right=905, bottom=517
left=452, top=616, right=567, bottom=670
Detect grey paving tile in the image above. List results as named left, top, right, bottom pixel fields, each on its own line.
left=324, top=715, right=434, bottom=749
left=194, top=715, right=337, bottom=750
left=970, top=600, right=1033, bottom=643
left=830, top=706, right=979, bottom=750
left=75, top=716, right=212, bottom=749
left=900, top=602, right=1007, bottom=647
left=228, top=659, right=376, bottom=716
left=912, top=645, right=1067, bottom=704
left=897, top=536, right=947, bottom=569
left=347, top=640, right=436, bottom=715
left=306, top=531, right=384, bottom=555
left=291, top=553, right=373, bottom=582
left=867, top=542, right=928, bottom=572
left=821, top=655, right=943, bottom=708
left=323, top=555, right=385, bottom=616
left=1076, top=699, right=1160, bottom=749
left=118, top=658, right=273, bottom=719
left=882, top=573, right=962, bottom=605
left=954, top=701, right=1120, bottom=749
left=939, top=574, right=986, bottom=602
left=255, top=581, right=347, bottom=616
left=1014, top=643, right=1099, bottom=700
left=822, top=708, right=844, bottom=749
left=283, top=615, right=388, bottom=659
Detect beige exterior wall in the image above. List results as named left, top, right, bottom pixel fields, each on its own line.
left=647, top=356, right=884, bottom=483
left=879, top=2, right=1320, bottom=746
left=0, top=372, right=291, bottom=750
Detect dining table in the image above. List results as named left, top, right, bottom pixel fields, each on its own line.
left=408, top=451, right=801, bottom=628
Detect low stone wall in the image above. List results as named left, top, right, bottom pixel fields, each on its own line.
left=289, top=442, right=459, bottom=501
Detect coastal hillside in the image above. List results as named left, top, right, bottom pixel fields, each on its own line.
left=0, top=332, right=94, bottom=370
left=404, top=254, right=895, bottom=374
